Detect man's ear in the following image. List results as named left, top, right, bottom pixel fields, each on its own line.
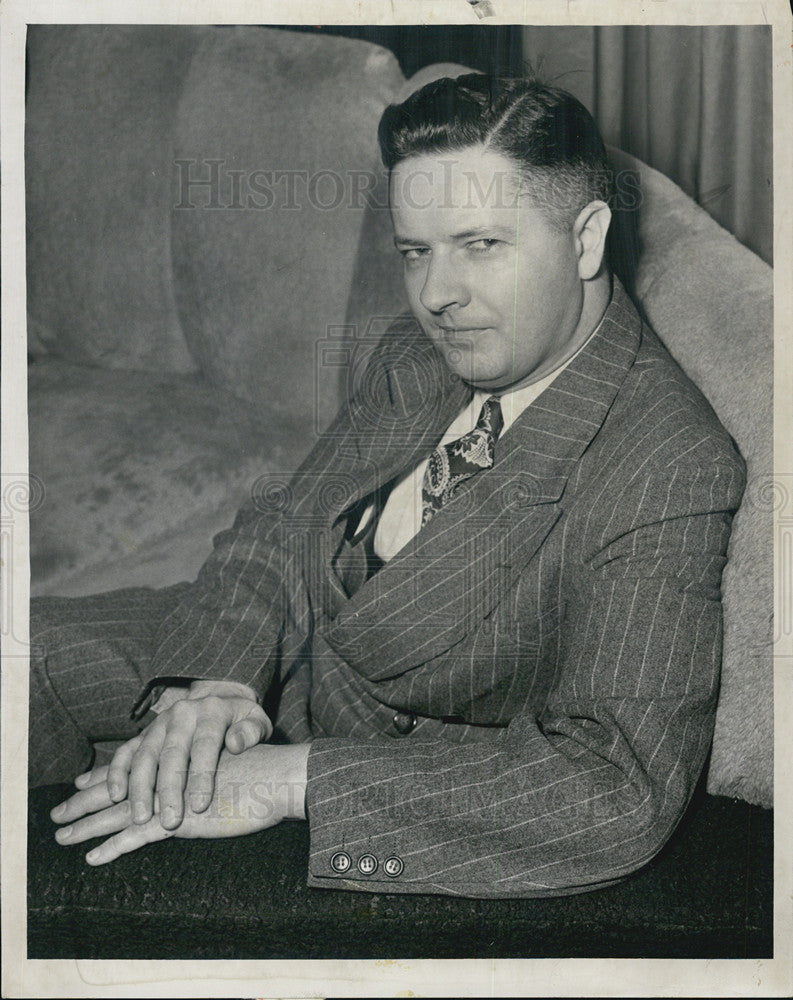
left=573, top=200, right=612, bottom=280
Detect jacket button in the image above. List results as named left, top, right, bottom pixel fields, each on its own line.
left=392, top=711, right=416, bottom=735
left=357, top=853, right=378, bottom=875
left=330, top=851, right=351, bottom=873
left=384, top=856, right=404, bottom=877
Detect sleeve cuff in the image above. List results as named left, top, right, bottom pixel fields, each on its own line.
left=129, top=677, right=259, bottom=721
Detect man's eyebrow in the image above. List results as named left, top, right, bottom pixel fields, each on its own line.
left=393, top=225, right=517, bottom=248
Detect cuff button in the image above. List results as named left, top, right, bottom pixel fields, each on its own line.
left=392, top=711, right=417, bottom=735
left=357, top=853, right=378, bottom=875
left=330, top=851, right=351, bottom=873
left=384, top=856, right=404, bottom=877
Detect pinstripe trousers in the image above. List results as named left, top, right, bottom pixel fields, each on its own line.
left=28, top=585, right=189, bottom=785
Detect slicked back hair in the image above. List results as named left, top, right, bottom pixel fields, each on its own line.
left=378, top=74, right=615, bottom=232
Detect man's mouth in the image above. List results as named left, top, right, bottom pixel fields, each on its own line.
left=435, top=324, right=490, bottom=336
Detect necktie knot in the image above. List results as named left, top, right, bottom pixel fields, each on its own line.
left=422, top=396, right=503, bottom=526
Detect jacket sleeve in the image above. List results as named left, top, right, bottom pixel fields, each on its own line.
left=304, top=448, right=746, bottom=897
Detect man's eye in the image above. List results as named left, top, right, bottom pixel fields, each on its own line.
left=468, top=238, right=501, bottom=253
left=400, top=247, right=429, bottom=261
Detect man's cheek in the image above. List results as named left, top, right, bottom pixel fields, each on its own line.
left=404, top=272, right=425, bottom=305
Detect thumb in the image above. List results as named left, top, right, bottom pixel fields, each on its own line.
left=225, top=707, right=272, bottom=753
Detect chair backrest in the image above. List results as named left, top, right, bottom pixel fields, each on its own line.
left=26, top=26, right=407, bottom=428
left=169, top=27, right=405, bottom=425
left=25, top=25, right=200, bottom=374
left=611, top=148, right=774, bottom=808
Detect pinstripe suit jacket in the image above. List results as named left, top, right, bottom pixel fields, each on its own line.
left=148, top=279, right=745, bottom=897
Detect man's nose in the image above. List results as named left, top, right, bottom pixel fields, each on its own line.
left=418, top=255, right=470, bottom=314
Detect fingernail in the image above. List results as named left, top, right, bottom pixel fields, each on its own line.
left=51, top=803, right=66, bottom=819
left=190, top=794, right=207, bottom=812
left=56, top=825, right=73, bottom=841
left=162, top=806, right=177, bottom=827
left=86, top=849, right=99, bottom=863
left=133, top=803, right=148, bottom=823
left=108, top=782, right=121, bottom=800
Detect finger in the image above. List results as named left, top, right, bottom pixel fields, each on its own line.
left=74, top=765, right=110, bottom=790
left=225, top=710, right=269, bottom=754
left=127, top=724, right=166, bottom=824
left=85, top=815, right=173, bottom=866
left=106, top=732, right=144, bottom=802
left=55, top=799, right=133, bottom=846
left=51, top=776, right=115, bottom=825
left=184, top=721, right=227, bottom=814
left=155, top=715, right=196, bottom=829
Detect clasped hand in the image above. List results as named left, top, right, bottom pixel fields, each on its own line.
left=49, top=686, right=309, bottom=865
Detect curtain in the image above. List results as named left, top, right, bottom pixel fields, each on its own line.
left=522, top=26, right=773, bottom=264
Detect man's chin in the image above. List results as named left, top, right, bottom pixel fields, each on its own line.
left=458, top=371, right=514, bottom=392
left=432, top=341, right=525, bottom=390
left=438, top=352, right=502, bottom=388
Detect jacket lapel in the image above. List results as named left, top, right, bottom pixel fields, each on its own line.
left=326, top=315, right=471, bottom=503
left=315, top=316, right=471, bottom=607
left=322, top=281, right=642, bottom=679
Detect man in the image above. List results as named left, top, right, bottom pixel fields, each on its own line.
left=31, top=74, right=745, bottom=897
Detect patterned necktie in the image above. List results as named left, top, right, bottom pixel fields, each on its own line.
left=421, top=395, right=503, bottom=526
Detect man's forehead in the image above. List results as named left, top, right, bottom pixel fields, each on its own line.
left=389, top=149, right=523, bottom=214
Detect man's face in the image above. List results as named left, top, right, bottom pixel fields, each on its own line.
left=390, top=147, right=586, bottom=392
